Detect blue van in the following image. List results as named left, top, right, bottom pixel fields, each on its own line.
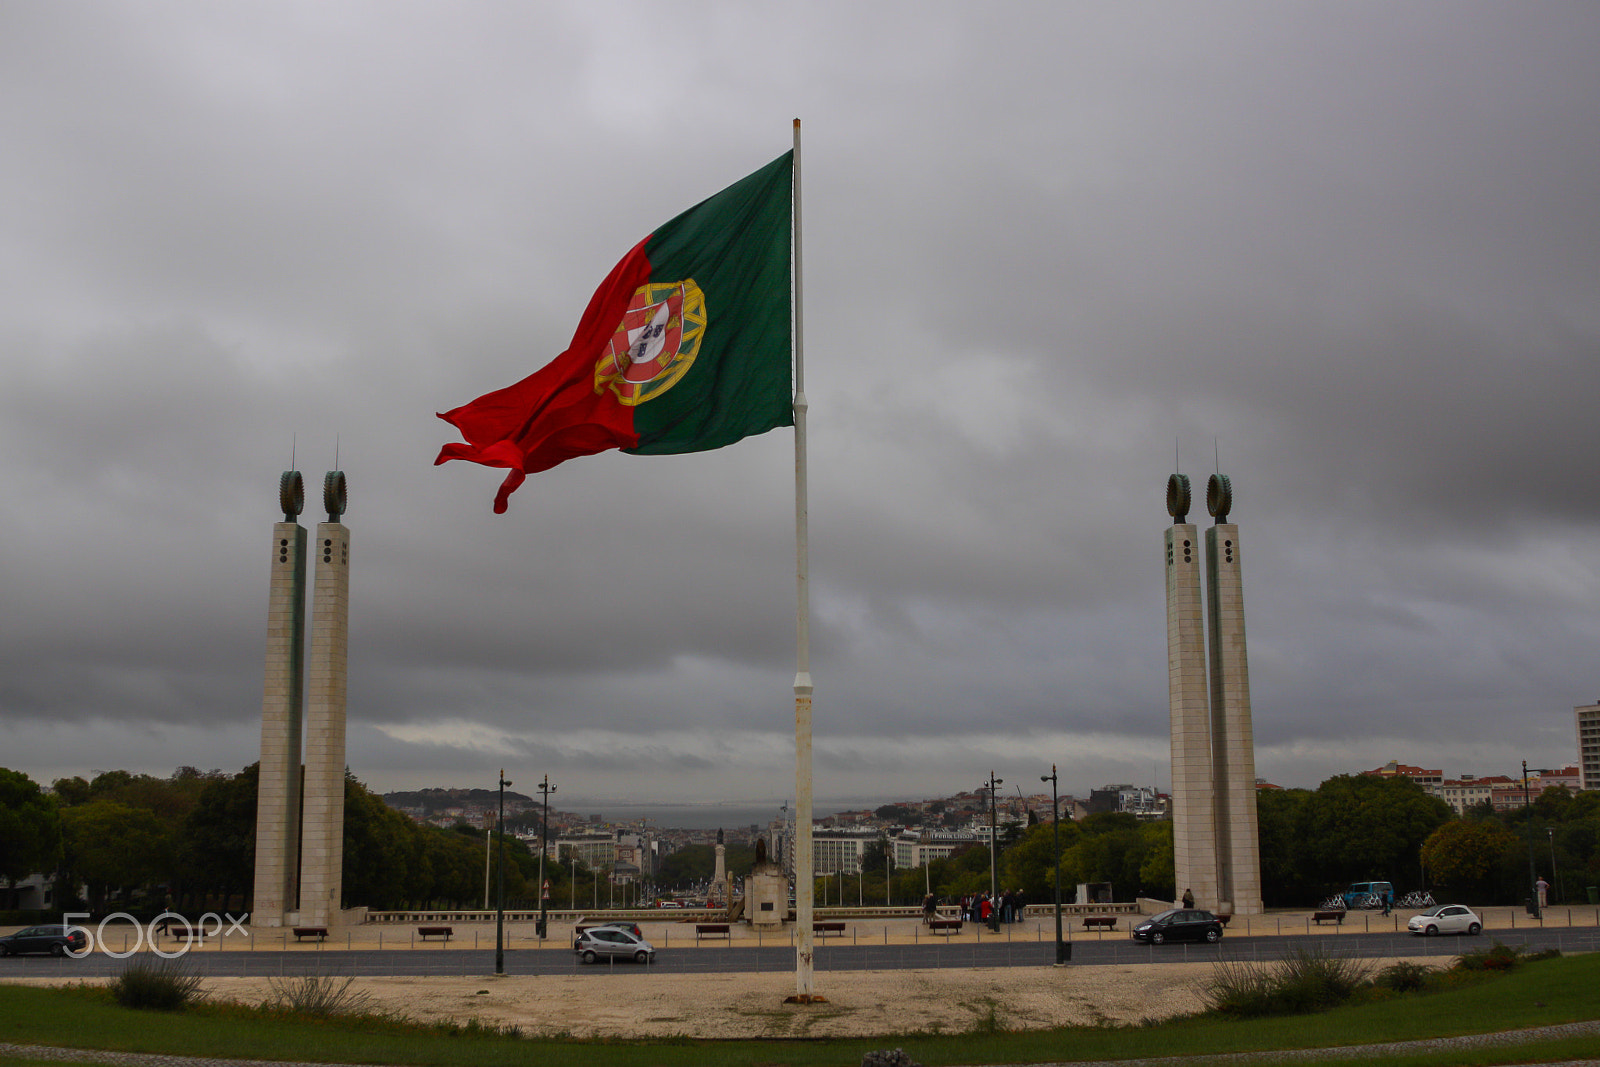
left=1341, top=881, right=1394, bottom=910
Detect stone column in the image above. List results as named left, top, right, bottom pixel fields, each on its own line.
left=1205, top=476, right=1262, bottom=915
left=1165, top=474, right=1218, bottom=910
left=252, top=507, right=306, bottom=927
left=299, top=503, right=350, bottom=927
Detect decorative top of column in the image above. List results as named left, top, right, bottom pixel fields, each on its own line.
left=1206, top=474, right=1232, bottom=524
left=1166, top=473, right=1191, bottom=524
left=324, top=471, right=347, bottom=522
left=279, top=471, right=304, bottom=522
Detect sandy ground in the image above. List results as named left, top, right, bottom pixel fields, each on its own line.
left=6, top=905, right=1583, bottom=1040
left=2, top=964, right=1213, bottom=1039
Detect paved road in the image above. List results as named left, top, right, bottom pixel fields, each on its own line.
left=6, top=925, right=1597, bottom=980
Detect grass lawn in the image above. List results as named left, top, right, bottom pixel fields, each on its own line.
left=0, top=952, right=1595, bottom=1067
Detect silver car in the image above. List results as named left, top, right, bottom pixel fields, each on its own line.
left=574, top=926, right=656, bottom=964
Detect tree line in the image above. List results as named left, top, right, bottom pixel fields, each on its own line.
left=0, top=764, right=610, bottom=918
left=3, top=764, right=1597, bottom=918
left=819, top=774, right=1600, bottom=909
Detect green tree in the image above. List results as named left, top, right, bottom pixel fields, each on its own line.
left=0, top=768, right=61, bottom=909
left=342, top=775, right=425, bottom=910
left=416, top=825, right=484, bottom=907
left=1420, top=819, right=1518, bottom=899
left=1256, top=787, right=1315, bottom=906
left=1000, top=818, right=1081, bottom=899
left=177, top=764, right=258, bottom=912
left=1295, top=774, right=1451, bottom=891
left=656, top=844, right=717, bottom=887
left=934, top=844, right=993, bottom=898
left=1065, top=813, right=1147, bottom=901
left=61, top=800, right=168, bottom=912
left=1136, top=820, right=1175, bottom=901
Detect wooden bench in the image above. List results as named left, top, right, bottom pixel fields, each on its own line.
left=165, top=924, right=203, bottom=942
left=1311, top=910, right=1345, bottom=925
left=694, top=923, right=731, bottom=941
left=927, top=918, right=963, bottom=934
left=416, top=925, right=454, bottom=941
left=1081, top=916, right=1118, bottom=930
left=813, top=921, right=847, bottom=936
left=292, top=926, right=329, bottom=942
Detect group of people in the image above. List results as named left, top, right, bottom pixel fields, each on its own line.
left=921, top=889, right=1027, bottom=925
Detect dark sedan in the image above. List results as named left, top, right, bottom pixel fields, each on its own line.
left=0, top=924, right=87, bottom=957
left=1130, top=908, right=1223, bottom=944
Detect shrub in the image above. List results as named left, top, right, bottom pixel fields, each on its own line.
left=1271, top=946, right=1372, bottom=1014
left=1201, top=959, right=1276, bottom=1018
left=264, top=975, right=374, bottom=1017
left=1375, top=961, right=1435, bottom=993
left=109, top=956, right=203, bottom=1011
left=1202, top=946, right=1371, bottom=1018
left=1455, top=941, right=1524, bottom=972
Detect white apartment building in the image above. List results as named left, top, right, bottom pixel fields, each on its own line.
left=811, top=827, right=879, bottom=875
left=1434, top=775, right=1515, bottom=816
left=1578, top=703, right=1600, bottom=791
left=892, top=828, right=981, bottom=868
left=554, top=832, right=616, bottom=872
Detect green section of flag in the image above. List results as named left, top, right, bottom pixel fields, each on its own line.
left=627, top=151, right=794, bottom=455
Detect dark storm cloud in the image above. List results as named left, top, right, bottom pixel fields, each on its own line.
left=2, top=2, right=1596, bottom=802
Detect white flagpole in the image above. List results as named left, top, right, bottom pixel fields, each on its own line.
left=791, top=116, right=816, bottom=999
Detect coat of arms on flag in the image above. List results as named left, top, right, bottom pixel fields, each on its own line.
left=594, top=280, right=707, bottom=406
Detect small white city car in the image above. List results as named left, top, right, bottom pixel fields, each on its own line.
left=1407, top=904, right=1483, bottom=936
left=574, top=926, right=656, bottom=964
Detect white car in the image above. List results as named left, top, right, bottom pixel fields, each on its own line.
left=1407, top=904, right=1482, bottom=936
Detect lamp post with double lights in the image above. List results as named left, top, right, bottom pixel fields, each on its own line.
left=536, top=774, right=555, bottom=939
left=1522, top=760, right=1540, bottom=919
left=1041, top=764, right=1066, bottom=964
left=495, top=768, right=512, bottom=974
left=982, top=771, right=1003, bottom=929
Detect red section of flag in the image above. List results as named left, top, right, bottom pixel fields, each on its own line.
left=434, top=239, right=653, bottom=512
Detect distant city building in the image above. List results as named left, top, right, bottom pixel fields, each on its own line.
left=1086, top=784, right=1164, bottom=818
left=554, top=832, right=615, bottom=872
left=1434, top=775, right=1515, bottom=816
left=891, top=828, right=981, bottom=868
left=1534, top=766, right=1582, bottom=793
left=1578, top=703, right=1600, bottom=791
left=810, top=827, right=879, bottom=875
left=1361, top=761, right=1444, bottom=789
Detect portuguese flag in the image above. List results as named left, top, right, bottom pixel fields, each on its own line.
left=436, top=152, right=794, bottom=513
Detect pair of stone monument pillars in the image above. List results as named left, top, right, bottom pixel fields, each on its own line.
left=1164, top=472, right=1263, bottom=916
left=252, top=470, right=351, bottom=928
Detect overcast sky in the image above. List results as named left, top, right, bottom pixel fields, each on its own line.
left=3, top=2, right=1597, bottom=816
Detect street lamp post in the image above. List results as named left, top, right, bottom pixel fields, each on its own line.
left=1547, top=826, right=1558, bottom=905
left=495, top=769, right=512, bottom=975
left=482, top=810, right=493, bottom=910
left=1041, top=765, right=1066, bottom=964
left=1522, top=760, right=1540, bottom=919
left=983, top=770, right=1003, bottom=930
left=536, top=774, right=555, bottom=939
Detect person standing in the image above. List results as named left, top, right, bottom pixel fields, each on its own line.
left=1181, top=887, right=1195, bottom=909
left=1536, top=877, right=1550, bottom=908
